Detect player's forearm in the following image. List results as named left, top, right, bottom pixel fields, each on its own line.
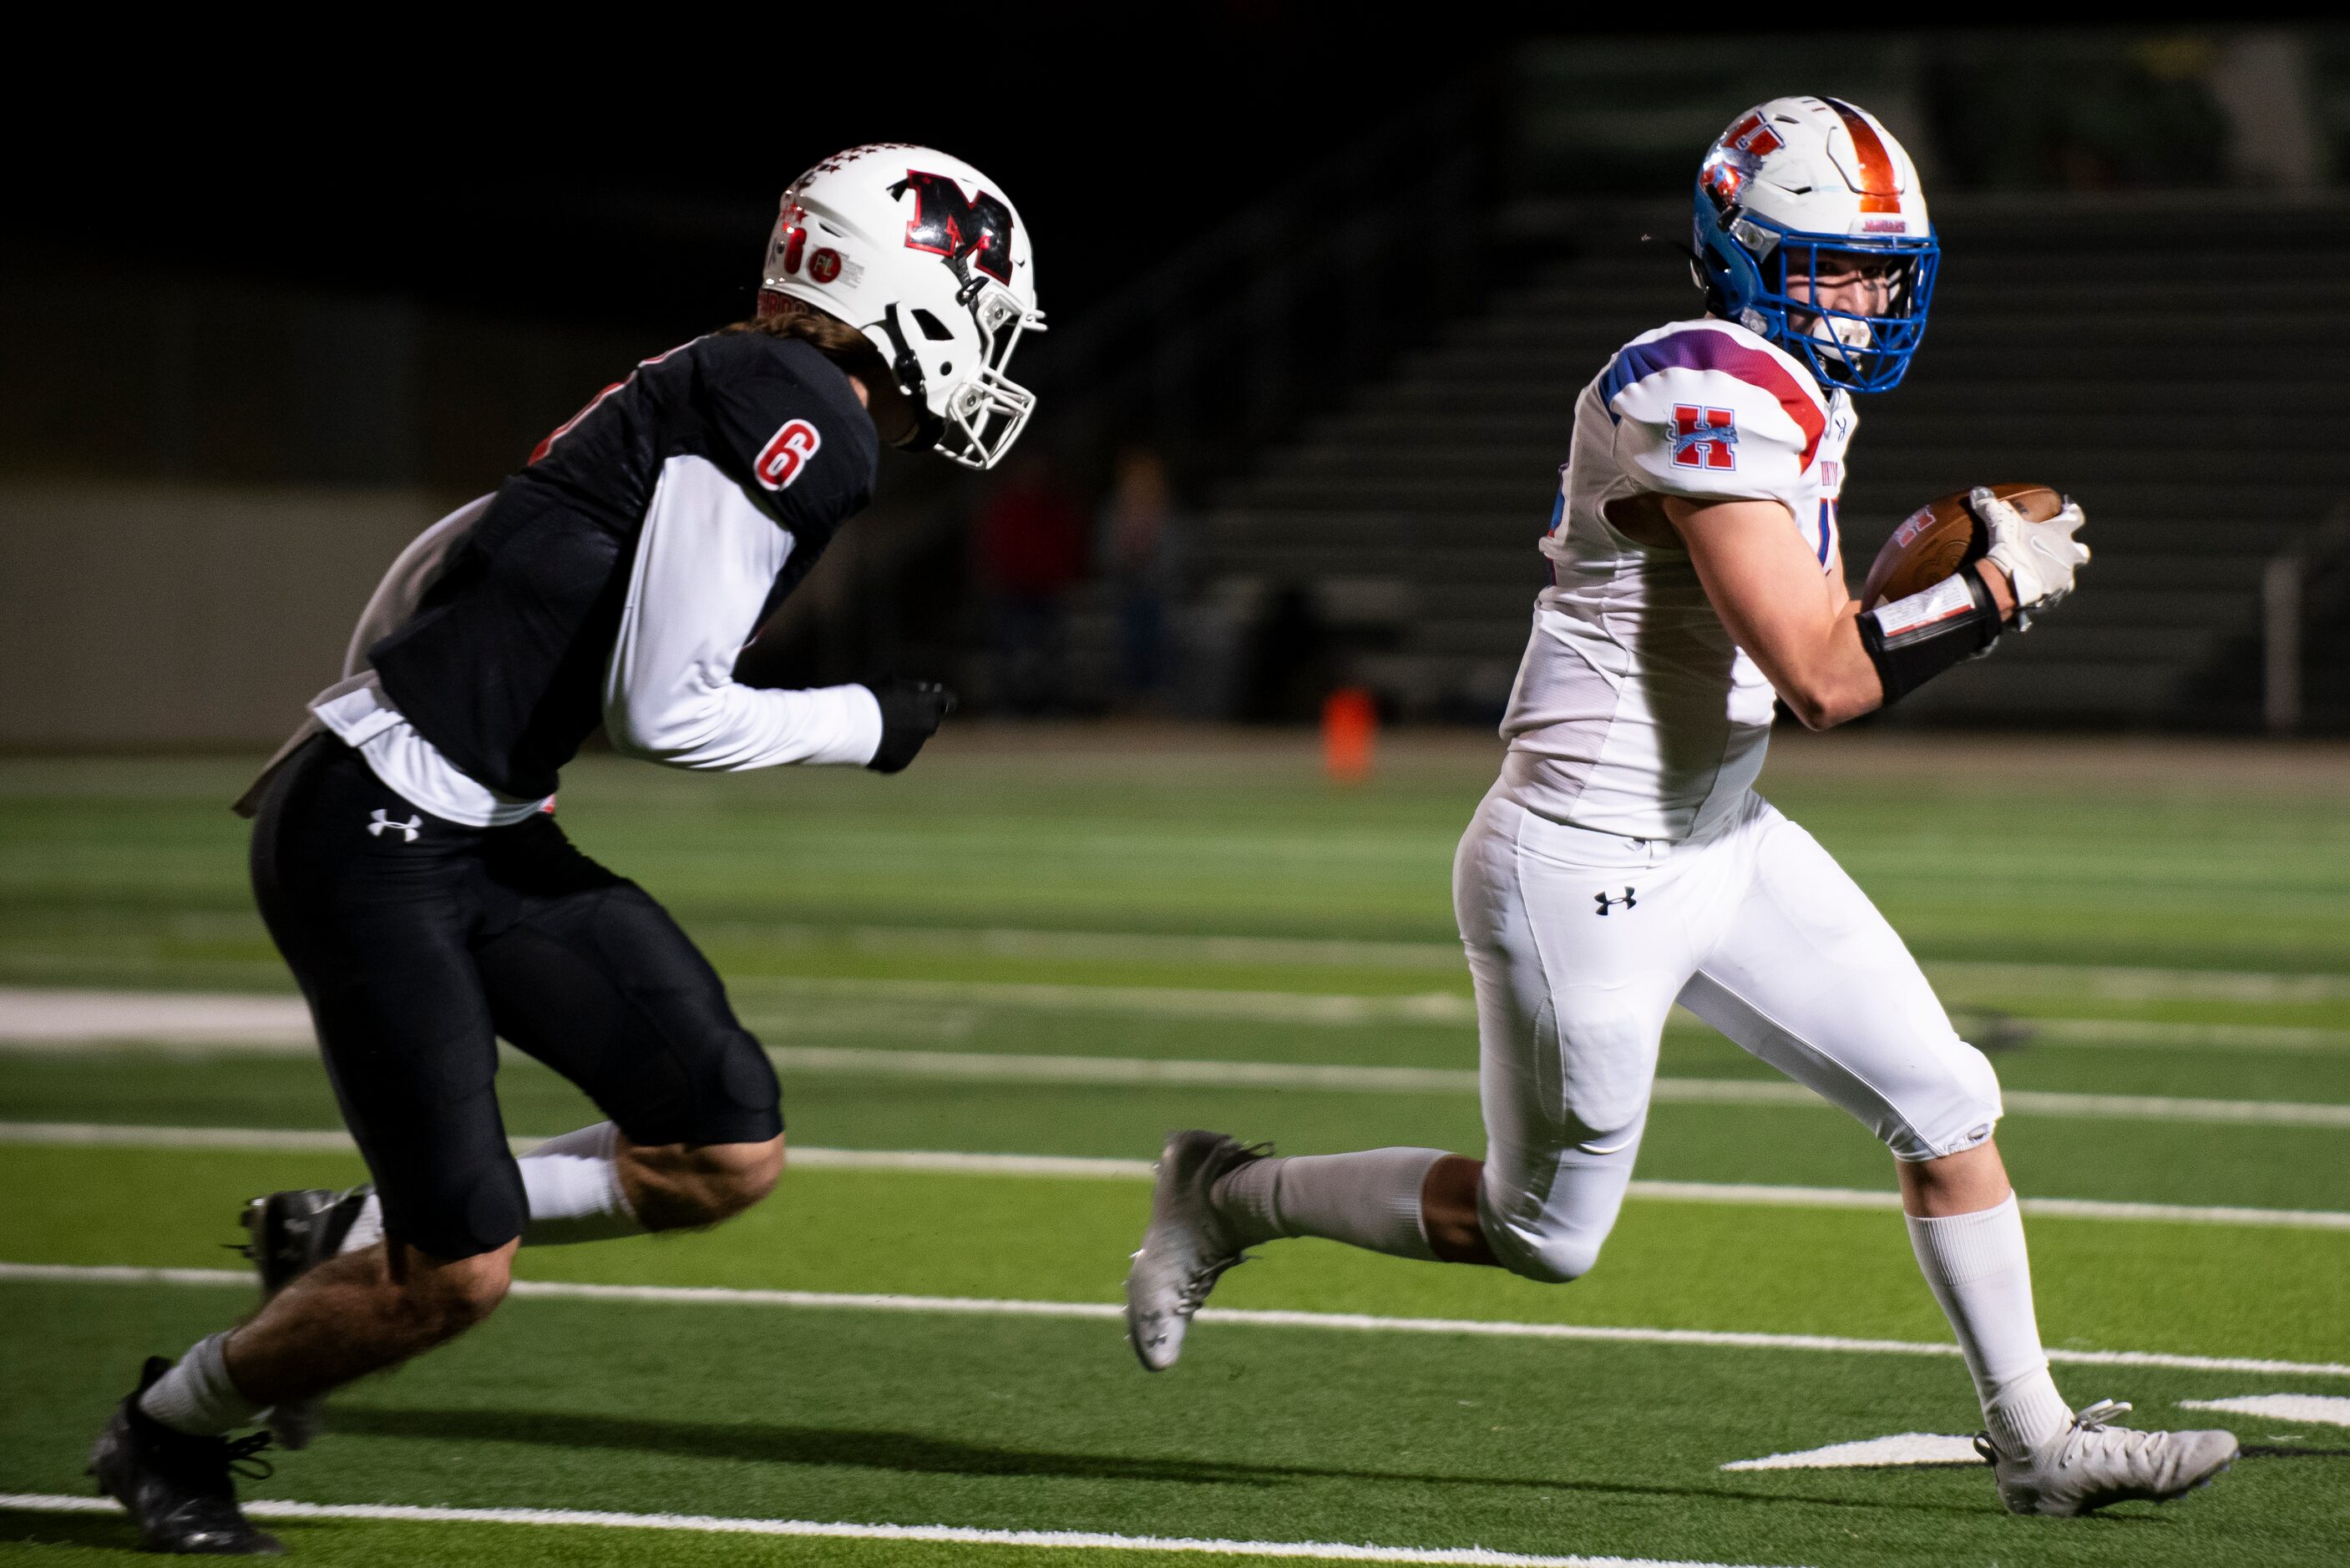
left=1797, top=562, right=2009, bottom=728
left=1768, top=608, right=1883, bottom=730
left=608, top=677, right=884, bottom=770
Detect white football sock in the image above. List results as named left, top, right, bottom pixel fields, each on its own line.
left=1212, top=1146, right=1444, bottom=1260
left=337, top=1194, right=384, bottom=1255
left=514, top=1121, right=643, bottom=1245
left=1906, top=1193, right=2073, bottom=1457
left=138, top=1332, right=266, bottom=1437
left=334, top=1122, right=643, bottom=1254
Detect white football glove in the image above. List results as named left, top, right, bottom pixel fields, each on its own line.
left=1975, top=487, right=2089, bottom=631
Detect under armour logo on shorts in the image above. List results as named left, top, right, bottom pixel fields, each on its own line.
left=1594, top=888, right=1637, bottom=916
left=367, top=809, right=422, bottom=842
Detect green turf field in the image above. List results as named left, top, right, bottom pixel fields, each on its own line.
left=3, top=733, right=2347, bottom=1567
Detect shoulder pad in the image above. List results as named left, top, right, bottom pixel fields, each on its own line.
left=1601, top=325, right=1826, bottom=471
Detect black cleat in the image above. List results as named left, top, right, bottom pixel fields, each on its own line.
left=240, top=1186, right=371, bottom=1297
left=237, top=1185, right=370, bottom=1447
left=89, top=1357, right=281, bottom=1555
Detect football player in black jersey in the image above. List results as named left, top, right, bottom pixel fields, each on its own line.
left=89, top=146, right=1046, bottom=1555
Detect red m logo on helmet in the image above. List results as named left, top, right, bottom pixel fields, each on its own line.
left=890, top=171, right=1015, bottom=286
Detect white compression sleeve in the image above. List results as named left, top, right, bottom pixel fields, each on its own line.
left=335, top=1122, right=645, bottom=1254
left=1906, top=1195, right=2073, bottom=1456
left=601, top=456, right=883, bottom=770
left=1212, top=1147, right=1444, bottom=1261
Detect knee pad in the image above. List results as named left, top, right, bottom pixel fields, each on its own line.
left=552, top=887, right=784, bottom=1148
left=1476, top=1178, right=1613, bottom=1284
left=1882, top=1039, right=2005, bottom=1161
left=376, top=1149, right=527, bottom=1261
left=1484, top=1212, right=1608, bottom=1284
left=673, top=1026, right=784, bottom=1147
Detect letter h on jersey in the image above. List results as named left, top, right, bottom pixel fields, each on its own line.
left=1671, top=405, right=1739, bottom=471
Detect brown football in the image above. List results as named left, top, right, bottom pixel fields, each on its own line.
left=1859, top=483, right=2065, bottom=609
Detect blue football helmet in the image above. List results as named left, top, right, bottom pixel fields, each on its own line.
left=1691, top=96, right=1939, bottom=394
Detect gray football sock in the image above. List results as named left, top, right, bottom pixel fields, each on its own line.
left=1213, top=1146, right=1445, bottom=1260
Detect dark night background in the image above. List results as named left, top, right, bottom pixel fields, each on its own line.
left=8, top=8, right=2347, bottom=736
left=13, top=13, right=1506, bottom=340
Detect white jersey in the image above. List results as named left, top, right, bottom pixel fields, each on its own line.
left=1499, top=317, right=1856, bottom=842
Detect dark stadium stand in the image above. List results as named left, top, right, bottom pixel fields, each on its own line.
left=1198, top=193, right=2350, bottom=729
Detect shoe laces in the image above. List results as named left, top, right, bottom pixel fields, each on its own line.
left=223, top=1431, right=276, bottom=1481
left=2056, top=1399, right=2155, bottom=1469
left=1974, top=1399, right=2142, bottom=1470
left=160, top=1427, right=276, bottom=1490
left=1173, top=1252, right=1246, bottom=1317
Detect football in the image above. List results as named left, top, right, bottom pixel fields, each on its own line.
left=1859, top=483, right=2064, bottom=609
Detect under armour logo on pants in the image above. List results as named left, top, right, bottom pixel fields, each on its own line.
left=1594, top=888, right=1636, bottom=916
left=367, top=809, right=422, bottom=842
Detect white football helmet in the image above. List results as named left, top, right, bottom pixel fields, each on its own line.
left=1691, top=97, right=1937, bottom=392
left=760, top=144, right=1044, bottom=470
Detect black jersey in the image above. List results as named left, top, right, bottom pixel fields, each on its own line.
left=369, top=331, right=879, bottom=800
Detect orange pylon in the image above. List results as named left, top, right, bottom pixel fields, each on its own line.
left=1322, top=687, right=1377, bottom=783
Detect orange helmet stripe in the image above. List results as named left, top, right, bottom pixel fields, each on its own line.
left=1823, top=99, right=1902, bottom=215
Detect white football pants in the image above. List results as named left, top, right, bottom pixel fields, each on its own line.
left=1453, top=784, right=2003, bottom=1284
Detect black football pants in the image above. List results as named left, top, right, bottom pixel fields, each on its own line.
left=248, top=736, right=781, bottom=1259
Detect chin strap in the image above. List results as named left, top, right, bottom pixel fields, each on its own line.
left=872, top=306, right=945, bottom=453
left=1859, top=569, right=2003, bottom=704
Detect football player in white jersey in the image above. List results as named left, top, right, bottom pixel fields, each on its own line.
left=1124, top=97, right=2237, bottom=1518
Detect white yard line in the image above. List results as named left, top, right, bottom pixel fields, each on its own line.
left=2007, top=1017, right=2350, bottom=1053
left=0, top=1125, right=1167, bottom=1181
left=712, top=923, right=1476, bottom=974
left=759, top=1048, right=2350, bottom=1129
left=773, top=1045, right=1483, bottom=1090
left=1924, top=962, right=2350, bottom=1006
left=1720, top=1434, right=1982, bottom=1471
left=0, top=989, right=315, bottom=1045
left=6, top=1262, right=2346, bottom=1380
left=5, top=1125, right=2348, bottom=1230
left=11, top=981, right=2350, bottom=1053
left=0, top=1123, right=367, bottom=1152
left=0, top=983, right=1482, bottom=1042
left=1994, top=1088, right=2350, bottom=1129
left=736, top=978, right=1481, bottom=1026
left=0, top=1495, right=1784, bottom=1568
left=787, top=1146, right=1156, bottom=1180
left=2177, top=1394, right=2350, bottom=1427
left=1621, top=1181, right=2350, bottom=1232
left=262, top=919, right=2350, bottom=1004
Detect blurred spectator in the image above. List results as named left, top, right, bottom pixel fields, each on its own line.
left=975, top=453, right=1088, bottom=714
left=1096, top=448, right=1193, bottom=708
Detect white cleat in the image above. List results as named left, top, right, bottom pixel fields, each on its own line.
left=1978, top=1399, right=2239, bottom=1516
left=1122, top=1130, right=1265, bottom=1372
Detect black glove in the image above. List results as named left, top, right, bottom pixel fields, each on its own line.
left=863, top=676, right=956, bottom=773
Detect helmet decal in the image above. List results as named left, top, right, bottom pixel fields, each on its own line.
left=1723, top=110, right=1785, bottom=159
left=1700, top=111, right=1785, bottom=212
left=1821, top=98, right=1902, bottom=215
left=890, top=171, right=1016, bottom=286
